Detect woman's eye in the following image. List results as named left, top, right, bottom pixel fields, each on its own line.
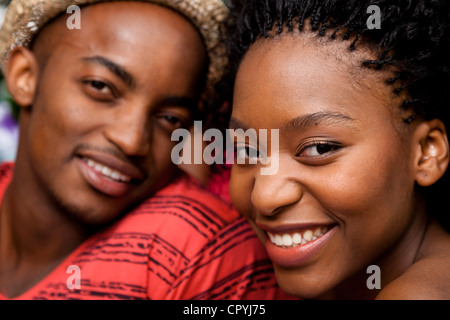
left=235, top=145, right=261, bottom=164
left=298, top=142, right=340, bottom=157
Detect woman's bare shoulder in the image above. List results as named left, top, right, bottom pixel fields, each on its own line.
left=376, top=221, right=450, bottom=300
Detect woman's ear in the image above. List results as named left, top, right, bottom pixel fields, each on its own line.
left=414, top=119, right=449, bottom=187
left=5, top=46, right=39, bottom=108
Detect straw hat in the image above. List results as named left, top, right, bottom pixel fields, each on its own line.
left=0, top=0, right=229, bottom=100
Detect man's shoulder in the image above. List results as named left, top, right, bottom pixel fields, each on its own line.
left=166, top=215, right=297, bottom=300
left=153, top=173, right=235, bottom=212
left=109, top=174, right=240, bottom=251
left=135, top=174, right=236, bottom=218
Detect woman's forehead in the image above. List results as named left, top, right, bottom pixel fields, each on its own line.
left=245, top=29, right=380, bottom=75
left=234, top=32, right=408, bottom=130
left=237, top=33, right=390, bottom=99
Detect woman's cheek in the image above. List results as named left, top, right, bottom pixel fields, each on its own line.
left=230, top=167, right=254, bottom=218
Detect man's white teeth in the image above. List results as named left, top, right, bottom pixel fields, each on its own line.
left=268, top=227, right=328, bottom=248
left=85, top=158, right=131, bottom=182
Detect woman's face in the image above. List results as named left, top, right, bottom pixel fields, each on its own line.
left=229, top=33, right=425, bottom=299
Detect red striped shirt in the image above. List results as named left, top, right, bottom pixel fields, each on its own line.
left=0, top=163, right=293, bottom=300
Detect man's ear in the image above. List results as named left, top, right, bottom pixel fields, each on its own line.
left=414, top=119, right=449, bottom=187
left=5, top=46, right=39, bottom=108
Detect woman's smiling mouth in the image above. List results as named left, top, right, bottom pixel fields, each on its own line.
left=262, top=224, right=337, bottom=268
left=267, top=226, right=330, bottom=248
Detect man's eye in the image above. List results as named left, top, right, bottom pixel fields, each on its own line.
left=163, top=115, right=182, bottom=126
left=298, top=142, right=340, bottom=157
left=82, top=80, right=116, bottom=100
left=156, top=113, right=187, bottom=132
left=89, top=81, right=110, bottom=93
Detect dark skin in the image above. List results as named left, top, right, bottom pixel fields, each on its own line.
left=229, top=30, right=450, bottom=300
left=0, top=2, right=207, bottom=298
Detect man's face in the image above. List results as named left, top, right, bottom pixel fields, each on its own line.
left=15, top=2, right=207, bottom=224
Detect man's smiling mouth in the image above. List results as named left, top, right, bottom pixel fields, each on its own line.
left=75, top=150, right=144, bottom=197
left=83, top=157, right=131, bottom=183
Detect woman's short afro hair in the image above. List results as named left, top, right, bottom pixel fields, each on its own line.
left=217, top=0, right=450, bottom=229
left=223, top=0, right=449, bottom=124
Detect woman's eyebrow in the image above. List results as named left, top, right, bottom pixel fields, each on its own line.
left=282, top=111, right=356, bottom=133
left=229, top=111, right=356, bottom=132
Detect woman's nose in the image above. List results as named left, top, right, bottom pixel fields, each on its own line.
left=251, top=155, right=303, bottom=216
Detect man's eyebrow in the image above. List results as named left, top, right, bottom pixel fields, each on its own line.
left=282, top=111, right=356, bottom=133
left=81, top=56, right=136, bottom=88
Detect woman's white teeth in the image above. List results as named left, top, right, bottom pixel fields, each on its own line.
left=303, top=230, right=313, bottom=242
left=85, top=158, right=131, bottom=182
left=282, top=234, right=292, bottom=246
left=292, top=233, right=302, bottom=244
left=268, top=227, right=328, bottom=248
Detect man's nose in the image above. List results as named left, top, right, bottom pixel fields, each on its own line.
left=251, top=154, right=303, bottom=216
left=103, top=107, right=150, bottom=157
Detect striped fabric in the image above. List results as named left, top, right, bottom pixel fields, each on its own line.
left=0, top=162, right=293, bottom=300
